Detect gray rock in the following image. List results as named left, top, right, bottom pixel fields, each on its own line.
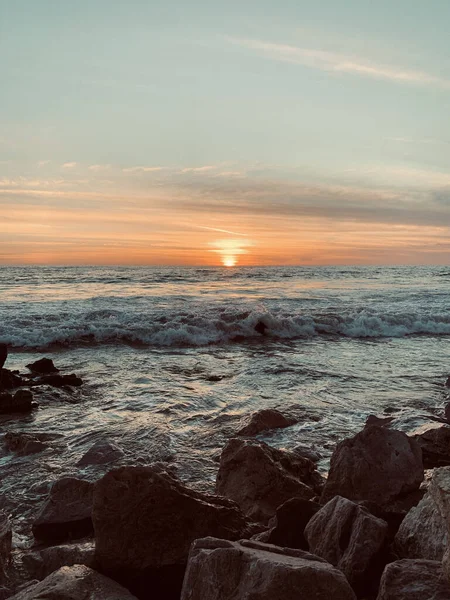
left=32, top=477, right=94, bottom=543
left=266, top=497, right=321, bottom=550
left=236, top=409, right=296, bottom=436
left=216, top=437, right=324, bottom=522
left=22, top=541, right=95, bottom=581
left=180, top=537, right=356, bottom=600
left=8, top=564, right=138, bottom=599
left=414, top=425, right=450, bottom=468
left=305, top=495, right=388, bottom=595
left=376, top=559, right=450, bottom=600
left=77, top=441, right=124, bottom=467
left=322, top=426, right=424, bottom=507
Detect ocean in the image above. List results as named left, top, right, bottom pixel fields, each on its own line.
left=0, top=265, right=449, bottom=543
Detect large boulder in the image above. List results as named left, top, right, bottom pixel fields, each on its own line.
left=32, top=477, right=94, bottom=543
left=0, top=389, right=34, bottom=414
left=216, top=438, right=324, bottom=522
left=22, top=541, right=95, bottom=581
left=414, top=425, right=450, bottom=468
left=180, top=537, right=356, bottom=600
left=0, top=369, right=25, bottom=391
left=376, top=559, right=450, bottom=600
left=8, top=565, right=138, bottom=599
left=321, top=426, right=423, bottom=507
left=0, top=513, right=11, bottom=580
left=26, top=358, right=59, bottom=374
left=77, top=441, right=124, bottom=467
left=265, top=497, right=321, bottom=550
left=0, top=345, right=6, bottom=371
left=305, top=496, right=388, bottom=595
left=93, top=465, right=250, bottom=600
left=236, top=409, right=296, bottom=436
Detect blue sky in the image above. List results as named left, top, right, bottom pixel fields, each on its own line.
left=1, top=0, right=450, bottom=264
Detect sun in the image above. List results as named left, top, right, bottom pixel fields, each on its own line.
left=209, top=237, right=252, bottom=268
left=223, top=256, right=237, bottom=267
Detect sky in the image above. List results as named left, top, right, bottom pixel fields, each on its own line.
left=1, top=0, right=450, bottom=266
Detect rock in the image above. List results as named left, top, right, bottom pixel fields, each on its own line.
left=0, top=345, right=6, bottom=371
left=254, top=320, right=268, bottom=335
left=292, top=444, right=322, bottom=463
left=180, top=537, right=356, bottom=600
left=0, top=513, right=12, bottom=580
left=376, top=559, right=450, bottom=600
left=32, top=477, right=94, bottom=543
left=22, top=541, right=95, bottom=581
left=8, top=565, right=138, bottom=599
left=3, top=432, right=61, bottom=455
left=236, top=408, right=297, bottom=436
left=265, top=497, right=320, bottom=550
left=216, top=438, right=324, bottom=522
left=321, top=426, right=423, bottom=507
left=365, top=414, right=394, bottom=427
left=38, top=373, right=83, bottom=387
left=93, top=465, right=250, bottom=600
left=446, top=377, right=450, bottom=388
left=0, top=389, right=34, bottom=414
left=0, top=369, right=25, bottom=391
left=77, top=441, right=124, bottom=467
left=445, top=402, right=450, bottom=422
left=414, top=425, right=450, bottom=468
left=26, top=357, right=59, bottom=374
left=305, top=496, right=388, bottom=595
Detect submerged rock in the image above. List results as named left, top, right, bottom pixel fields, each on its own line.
left=0, top=390, right=34, bottom=414
left=22, top=541, right=95, bottom=581
left=32, top=477, right=94, bottom=543
left=216, top=438, right=324, bottom=522
left=305, top=495, right=388, bottom=596
left=0, top=513, right=12, bottom=580
left=376, top=559, right=450, bottom=600
left=93, top=465, right=250, bottom=600
left=414, top=425, right=450, bottom=468
left=180, top=537, right=357, bottom=600
left=9, top=565, right=138, bottom=600
left=265, top=497, right=321, bottom=550
left=77, top=441, right=124, bottom=467
left=37, top=373, right=83, bottom=387
left=3, top=431, right=62, bottom=456
left=26, top=358, right=59, bottom=374
left=321, top=426, right=424, bottom=507
left=236, top=408, right=297, bottom=436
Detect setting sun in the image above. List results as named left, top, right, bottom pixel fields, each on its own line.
left=223, top=256, right=237, bottom=267
left=209, top=238, right=252, bottom=268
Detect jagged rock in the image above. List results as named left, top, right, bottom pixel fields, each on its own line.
left=38, top=373, right=82, bottom=387
left=236, top=409, right=297, bottom=436
left=8, top=565, right=138, bottom=599
left=3, top=431, right=62, bottom=456
left=26, top=358, right=59, bottom=374
left=305, top=496, right=388, bottom=595
left=0, top=389, right=34, bottom=414
left=0, top=345, right=6, bottom=371
left=376, top=559, right=450, bottom=600
left=322, top=426, right=423, bottom=507
left=414, top=425, right=450, bottom=468
left=93, top=465, right=250, bottom=600
left=22, top=541, right=95, bottom=581
left=77, top=441, right=124, bottom=467
left=445, top=402, right=450, bottom=422
left=365, top=415, right=394, bottom=427
left=0, top=370, right=25, bottom=391
left=32, top=477, right=94, bottom=543
left=180, top=537, right=356, bottom=600
left=0, top=513, right=12, bottom=580
left=216, top=438, right=324, bottom=522
left=292, top=444, right=322, bottom=463
left=265, top=497, right=320, bottom=550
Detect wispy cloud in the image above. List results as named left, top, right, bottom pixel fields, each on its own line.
left=62, top=162, right=77, bottom=169
left=227, top=37, right=450, bottom=89
left=122, top=166, right=164, bottom=173
left=37, top=160, right=51, bottom=167
left=88, top=164, right=112, bottom=172
left=181, top=166, right=217, bottom=174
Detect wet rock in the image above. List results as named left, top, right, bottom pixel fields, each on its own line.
left=236, top=408, right=297, bottom=436
left=3, top=431, right=61, bottom=455
left=0, top=513, right=12, bottom=580
left=414, top=425, right=450, bottom=468
left=93, top=465, right=250, bottom=600
left=321, top=426, right=424, bottom=507
left=265, top=497, right=321, bottom=550
left=305, top=495, right=388, bottom=596
left=0, top=369, right=25, bottom=391
left=77, top=441, right=124, bottom=467
left=32, top=477, right=94, bottom=543
left=365, top=414, right=394, bottom=427
left=26, top=357, right=59, bottom=374
left=376, top=559, right=450, bottom=600
left=0, top=345, right=6, bottom=371
left=38, top=373, right=83, bottom=387
left=445, top=402, right=450, bottom=422
left=216, top=438, right=324, bottom=522
left=9, top=564, right=138, bottom=599
left=446, top=377, right=450, bottom=388
left=180, top=537, right=356, bottom=600
left=254, top=320, right=268, bottom=335
left=292, top=444, right=322, bottom=463
left=0, top=389, right=34, bottom=414
left=22, top=541, right=95, bottom=581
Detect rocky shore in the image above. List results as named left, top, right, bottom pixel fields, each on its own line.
left=1, top=343, right=450, bottom=599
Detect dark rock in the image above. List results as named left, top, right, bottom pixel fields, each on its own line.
left=22, top=541, right=95, bottom=581
left=266, top=497, right=321, bottom=550
left=236, top=408, right=297, bottom=436
left=445, top=377, right=450, bottom=388
left=3, top=432, right=61, bottom=455
left=376, top=559, right=450, bottom=600
left=414, top=425, right=450, bottom=468
left=32, top=477, right=94, bottom=543
left=0, top=513, right=12, bottom=580
left=0, top=345, right=6, bottom=371
left=0, top=369, right=25, bottom=391
left=292, top=444, right=322, bottom=463
left=8, top=565, right=138, bottom=599
left=216, top=438, right=324, bottom=522
left=305, top=495, right=388, bottom=596
left=254, top=320, right=268, bottom=335
left=445, top=402, right=450, bottom=422
left=321, top=426, right=424, bottom=507
left=180, top=537, right=357, bottom=600
left=93, top=465, right=251, bottom=600
left=38, top=373, right=83, bottom=387
left=365, top=414, right=394, bottom=427
left=77, top=440, right=124, bottom=467
left=26, top=357, right=59, bottom=374
left=0, top=389, right=34, bottom=414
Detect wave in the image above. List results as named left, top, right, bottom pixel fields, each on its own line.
left=1, top=306, right=450, bottom=350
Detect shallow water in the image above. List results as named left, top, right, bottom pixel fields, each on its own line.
left=0, top=266, right=449, bottom=544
